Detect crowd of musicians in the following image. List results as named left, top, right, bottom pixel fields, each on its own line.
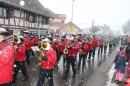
left=0, top=28, right=120, bottom=86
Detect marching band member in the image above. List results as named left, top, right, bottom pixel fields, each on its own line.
left=0, top=28, right=14, bottom=86
left=77, top=33, right=83, bottom=43
left=63, top=36, right=80, bottom=80
left=87, top=36, right=93, bottom=61
left=34, top=32, right=39, bottom=46
left=23, top=31, right=31, bottom=66
left=58, top=35, right=68, bottom=65
left=12, top=36, right=28, bottom=83
left=30, top=35, right=35, bottom=58
left=98, top=36, right=104, bottom=55
left=53, top=34, right=59, bottom=60
left=37, top=38, right=57, bottom=86
left=78, top=39, right=89, bottom=69
left=91, top=35, right=99, bottom=58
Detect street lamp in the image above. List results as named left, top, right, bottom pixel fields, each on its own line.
left=19, top=0, right=25, bottom=6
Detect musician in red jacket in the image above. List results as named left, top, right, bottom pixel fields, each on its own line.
left=63, top=36, right=80, bottom=80
left=0, top=28, right=14, bottom=86
left=52, top=34, right=59, bottom=60
left=98, top=36, right=104, bottom=55
left=37, top=38, right=57, bottom=86
left=78, top=39, right=89, bottom=69
left=87, top=37, right=93, bottom=61
left=34, top=34, right=39, bottom=46
left=23, top=31, right=31, bottom=66
left=91, top=35, right=99, bottom=58
left=78, top=33, right=83, bottom=43
left=58, top=35, right=68, bottom=64
left=12, top=36, right=28, bottom=83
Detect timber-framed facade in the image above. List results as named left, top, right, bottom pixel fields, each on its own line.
left=0, top=0, right=53, bottom=35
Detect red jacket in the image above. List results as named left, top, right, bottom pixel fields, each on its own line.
left=0, top=41, right=14, bottom=84
left=24, top=37, right=31, bottom=50
left=15, top=43, right=26, bottom=61
left=78, top=36, right=83, bottom=42
left=53, top=39, right=59, bottom=48
left=98, top=38, right=104, bottom=46
left=40, top=48, right=57, bottom=69
left=34, top=36, right=39, bottom=45
left=30, top=39, right=35, bottom=47
left=67, top=41, right=80, bottom=57
left=59, top=39, right=68, bottom=52
left=81, top=43, right=89, bottom=55
left=92, top=39, right=99, bottom=48
left=87, top=40, right=93, bottom=50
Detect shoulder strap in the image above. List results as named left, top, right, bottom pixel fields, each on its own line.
left=0, top=43, right=10, bottom=51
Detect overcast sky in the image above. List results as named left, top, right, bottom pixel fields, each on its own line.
left=39, top=0, right=130, bottom=33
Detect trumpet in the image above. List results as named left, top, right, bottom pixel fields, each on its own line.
left=38, top=41, right=48, bottom=66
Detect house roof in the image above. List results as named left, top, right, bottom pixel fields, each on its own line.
left=46, top=8, right=59, bottom=19
left=56, top=14, right=66, bottom=19
left=0, top=0, right=53, bottom=18
left=58, top=21, right=82, bottom=32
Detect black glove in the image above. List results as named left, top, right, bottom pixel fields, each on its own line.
left=42, top=56, right=48, bottom=61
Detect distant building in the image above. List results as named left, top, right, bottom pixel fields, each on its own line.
left=56, top=21, right=82, bottom=34
left=46, top=8, right=66, bottom=33
left=0, top=0, right=53, bottom=35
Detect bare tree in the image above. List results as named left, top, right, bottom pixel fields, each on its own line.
left=123, top=20, right=130, bottom=35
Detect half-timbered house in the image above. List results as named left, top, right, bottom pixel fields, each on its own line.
left=0, top=0, right=53, bottom=35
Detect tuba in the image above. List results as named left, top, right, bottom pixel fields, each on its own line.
left=13, top=35, right=20, bottom=45
left=38, top=41, right=48, bottom=66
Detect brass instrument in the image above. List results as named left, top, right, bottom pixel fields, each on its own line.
left=38, top=41, right=48, bottom=66
left=13, top=35, right=20, bottom=45
left=63, top=39, right=71, bottom=58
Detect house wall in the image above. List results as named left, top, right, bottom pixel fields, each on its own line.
left=0, top=9, right=49, bottom=35
left=49, top=18, right=65, bottom=31
left=58, top=23, right=82, bottom=34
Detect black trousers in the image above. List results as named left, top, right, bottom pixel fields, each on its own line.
left=57, top=52, right=66, bottom=64
left=64, top=56, right=76, bottom=77
left=98, top=45, right=104, bottom=54
left=25, top=50, right=30, bottom=65
left=53, top=48, right=59, bottom=60
left=92, top=47, right=96, bottom=57
left=13, top=61, right=28, bottom=81
left=88, top=50, right=93, bottom=59
left=37, top=68, right=54, bottom=86
left=104, top=46, right=107, bottom=53
left=109, top=44, right=112, bottom=49
left=78, top=54, right=87, bottom=67
left=0, top=83, right=11, bottom=86
left=30, top=48, right=34, bottom=56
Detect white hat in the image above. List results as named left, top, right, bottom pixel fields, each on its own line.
left=41, top=38, right=51, bottom=50
left=23, top=31, right=29, bottom=34
left=0, top=28, right=9, bottom=35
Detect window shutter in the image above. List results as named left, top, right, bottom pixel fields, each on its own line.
left=33, top=15, right=37, bottom=22
left=26, top=13, right=29, bottom=21
left=7, top=8, right=13, bottom=18
left=41, top=17, right=46, bottom=24
left=46, top=18, right=50, bottom=24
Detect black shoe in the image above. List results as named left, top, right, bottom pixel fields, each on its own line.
left=115, top=80, right=119, bottom=83
left=72, top=75, right=76, bottom=78
left=62, top=76, right=67, bottom=80
left=124, top=81, right=128, bottom=84
left=22, top=77, right=28, bottom=82
left=11, top=79, right=17, bottom=84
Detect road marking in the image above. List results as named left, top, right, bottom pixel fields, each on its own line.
left=106, top=64, right=115, bottom=86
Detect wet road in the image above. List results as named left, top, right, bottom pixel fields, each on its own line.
left=12, top=45, right=118, bottom=86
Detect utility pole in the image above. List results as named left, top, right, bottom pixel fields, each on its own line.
left=71, top=0, right=75, bottom=22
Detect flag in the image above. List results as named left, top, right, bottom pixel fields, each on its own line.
left=92, top=19, right=94, bottom=30
left=69, top=26, right=74, bottom=32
